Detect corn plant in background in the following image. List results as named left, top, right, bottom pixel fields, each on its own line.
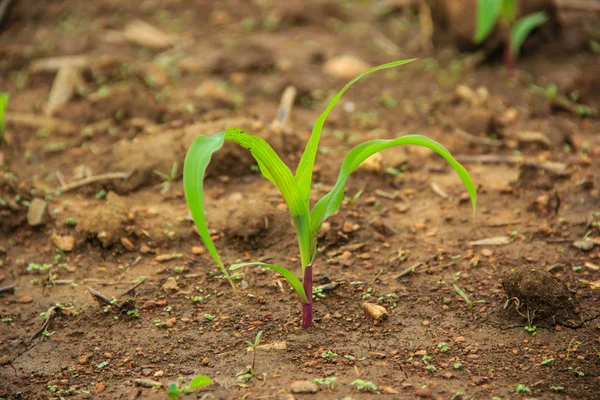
left=474, top=0, right=548, bottom=74
left=184, top=60, right=477, bottom=328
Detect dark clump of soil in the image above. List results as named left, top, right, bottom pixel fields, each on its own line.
left=502, top=267, right=581, bottom=327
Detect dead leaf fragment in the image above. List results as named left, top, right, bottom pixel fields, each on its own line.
left=123, top=20, right=174, bottom=50
left=469, top=236, right=511, bottom=246
left=362, top=302, right=388, bottom=324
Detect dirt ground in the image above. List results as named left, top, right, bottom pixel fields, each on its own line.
left=1, top=1, right=600, bottom=399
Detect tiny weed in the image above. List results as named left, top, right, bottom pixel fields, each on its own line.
left=351, top=379, right=378, bottom=392
left=204, top=314, right=215, bottom=321
left=321, top=351, right=338, bottom=360
left=540, top=358, right=554, bottom=365
left=437, top=342, right=450, bottom=352
left=244, top=330, right=263, bottom=379
left=167, top=375, right=212, bottom=399
left=154, top=161, right=179, bottom=194
left=314, top=377, right=337, bottom=390
left=524, top=325, right=537, bottom=336
left=425, top=365, right=437, bottom=372
left=515, top=384, right=531, bottom=394
left=454, top=362, right=462, bottom=369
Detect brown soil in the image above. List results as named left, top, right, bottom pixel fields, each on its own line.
left=1, top=1, right=600, bottom=399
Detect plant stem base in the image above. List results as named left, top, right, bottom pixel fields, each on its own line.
left=301, top=265, right=313, bottom=328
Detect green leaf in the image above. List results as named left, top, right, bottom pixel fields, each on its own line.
left=310, top=135, right=476, bottom=235
left=183, top=133, right=232, bottom=287
left=189, top=375, right=212, bottom=389
left=474, top=0, right=502, bottom=44
left=230, top=262, right=308, bottom=303
left=167, top=384, right=180, bottom=399
left=500, top=0, right=516, bottom=22
left=184, top=129, right=313, bottom=281
left=511, top=11, right=548, bottom=57
left=0, top=92, right=8, bottom=141
left=294, top=59, right=416, bottom=206
left=224, top=128, right=312, bottom=268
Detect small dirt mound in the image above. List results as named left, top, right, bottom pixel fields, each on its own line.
left=501, top=267, right=581, bottom=327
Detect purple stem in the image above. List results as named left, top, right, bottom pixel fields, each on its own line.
left=505, top=38, right=515, bottom=76
left=301, top=265, right=313, bottom=328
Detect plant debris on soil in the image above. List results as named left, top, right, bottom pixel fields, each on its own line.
left=1, top=0, right=600, bottom=399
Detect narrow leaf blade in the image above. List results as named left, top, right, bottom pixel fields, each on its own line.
left=224, top=127, right=312, bottom=268
left=230, top=262, right=308, bottom=303
left=183, top=133, right=229, bottom=278
left=310, top=135, right=476, bottom=234
left=0, top=92, right=8, bottom=139
left=474, top=0, right=502, bottom=44
left=294, top=59, right=416, bottom=204
left=511, top=12, right=548, bottom=57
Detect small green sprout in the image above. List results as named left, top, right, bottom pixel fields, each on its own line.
left=314, top=377, right=337, bottom=390
left=551, top=386, right=564, bottom=392
left=154, top=161, right=179, bottom=194
left=126, top=309, right=140, bottom=318
left=454, top=362, right=462, bottom=369
left=453, top=284, right=473, bottom=307
left=192, top=296, right=203, bottom=303
left=203, top=314, right=214, bottom=321
left=351, top=379, right=378, bottom=392
left=540, top=358, right=554, bottom=365
left=184, top=60, right=477, bottom=329
left=437, top=342, right=450, bottom=352
left=321, top=351, right=338, bottom=360
left=524, top=325, right=537, bottom=335
left=95, top=189, right=107, bottom=200
left=425, top=365, right=437, bottom=372
left=244, top=330, right=263, bottom=378
left=65, top=217, right=78, bottom=226
left=96, top=361, right=109, bottom=370
left=515, top=384, right=531, bottom=393
left=474, top=0, right=548, bottom=74
left=167, top=375, right=212, bottom=399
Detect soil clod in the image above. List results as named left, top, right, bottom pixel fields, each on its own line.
left=502, top=267, right=581, bottom=327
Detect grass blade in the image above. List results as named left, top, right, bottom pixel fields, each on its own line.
left=230, top=262, right=308, bottom=303
left=310, top=135, right=476, bottom=234
left=474, top=0, right=502, bottom=44
left=0, top=93, right=8, bottom=143
left=294, top=59, right=416, bottom=205
left=510, top=11, right=548, bottom=57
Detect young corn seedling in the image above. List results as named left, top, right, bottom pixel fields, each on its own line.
left=0, top=93, right=8, bottom=144
left=184, top=59, right=477, bottom=328
left=474, top=0, right=548, bottom=74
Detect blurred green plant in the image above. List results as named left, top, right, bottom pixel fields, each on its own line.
left=474, top=0, right=548, bottom=74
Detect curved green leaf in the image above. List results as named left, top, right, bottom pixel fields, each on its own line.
left=310, top=135, right=477, bottom=234
left=474, top=0, right=502, bottom=44
left=183, top=133, right=232, bottom=286
left=184, top=129, right=313, bottom=278
left=230, top=262, right=308, bottom=303
left=224, top=128, right=312, bottom=268
left=294, top=59, right=416, bottom=205
left=511, top=12, right=548, bottom=57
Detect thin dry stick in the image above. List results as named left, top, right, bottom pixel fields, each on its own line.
left=30, top=305, right=58, bottom=343
left=55, top=171, right=133, bottom=193
left=119, top=278, right=146, bottom=297
left=87, top=286, right=120, bottom=308
left=271, top=86, right=297, bottom=130
left=396, top=262, right=423, bottom=279
left=0, top=284, right=16, bottom=295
